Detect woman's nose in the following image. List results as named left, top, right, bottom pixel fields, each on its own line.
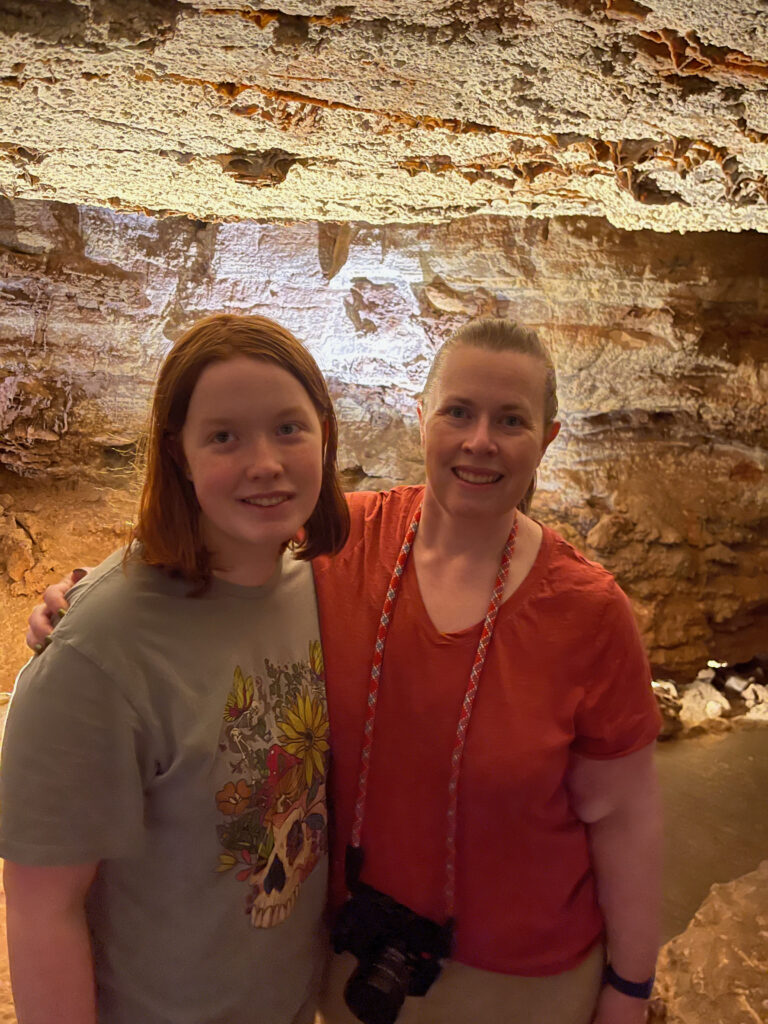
left=462, top=417, right=497, bottom=453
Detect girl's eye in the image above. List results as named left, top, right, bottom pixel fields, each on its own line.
left=277, top=422, right=301, bottom=436
left=211, top=430, right=234, bottom=444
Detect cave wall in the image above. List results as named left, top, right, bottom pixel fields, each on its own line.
left=1, top=196, right=766, bottom=677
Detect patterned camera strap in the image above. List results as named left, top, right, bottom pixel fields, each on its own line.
left=349, top=500, right=518, bottom=920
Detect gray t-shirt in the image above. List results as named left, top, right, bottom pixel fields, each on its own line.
left=0, top=549, right=329, bottom=1024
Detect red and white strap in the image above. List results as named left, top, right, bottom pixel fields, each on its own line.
left=349, top=500, right=518, bottom=921
left=350, top=503, right=423, bottom=848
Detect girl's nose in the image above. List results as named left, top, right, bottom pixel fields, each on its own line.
left=245, top=437, right=282, bottom=477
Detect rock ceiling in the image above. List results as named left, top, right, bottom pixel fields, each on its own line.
left=1, top=0, right=767, bottom=231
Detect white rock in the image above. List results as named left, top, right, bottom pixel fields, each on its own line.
left=742, top=683, right=768, bottom=710
left=723, top=673, right=752, bottom=695
left=679, top=681, right=730, bottom=727
left=693, top=667, right=716, bottom=685
left=652, top=679, right=679, bottom=699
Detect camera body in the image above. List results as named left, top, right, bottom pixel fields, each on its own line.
left=331, top=847, right=453, bottom=1024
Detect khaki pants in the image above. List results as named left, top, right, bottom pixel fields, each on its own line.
left=316, top=943, right=604, bottom=1024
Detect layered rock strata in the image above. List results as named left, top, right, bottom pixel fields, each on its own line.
left=0, top=1, right=767, bottom=230
left=1, top=197, right=766, bottom=678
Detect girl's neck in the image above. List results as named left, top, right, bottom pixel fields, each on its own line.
left=416, top=486, right=518, bottom=563
left=209, top=546, right=284, bottom=588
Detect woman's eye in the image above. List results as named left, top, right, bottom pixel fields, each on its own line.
left=446, top=406, right=468, bottom=419
left=502, top=415, right=522, bottom=428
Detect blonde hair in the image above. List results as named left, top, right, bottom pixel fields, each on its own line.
left=422, top=318, right=558, bottom=515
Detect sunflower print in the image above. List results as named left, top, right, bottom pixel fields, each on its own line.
left=309, top=639, right=323, bottom=678
left=223, top=666, right=255, bottom=722
left=277, top=691, right=330, bottom=786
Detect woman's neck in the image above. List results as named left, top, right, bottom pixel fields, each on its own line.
left=416, top=487, right=519, bottom=563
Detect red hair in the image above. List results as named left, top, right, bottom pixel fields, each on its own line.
left=128, top=313, right=349, bottom=590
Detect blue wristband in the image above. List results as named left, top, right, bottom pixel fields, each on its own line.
left=604, top=963, right=655, bottom=1000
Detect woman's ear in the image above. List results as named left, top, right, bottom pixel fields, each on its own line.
left=546, top=420, right=561, bottom=444
left=538, top=420, right=561, bottom=463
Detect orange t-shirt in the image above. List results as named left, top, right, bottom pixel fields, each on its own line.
left=313, top=486, right=661, bottom=975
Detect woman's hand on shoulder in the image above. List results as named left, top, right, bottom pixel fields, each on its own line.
left=592, top=982, right=650, bottom=1024
left=25, top=569, right=91, bottom=651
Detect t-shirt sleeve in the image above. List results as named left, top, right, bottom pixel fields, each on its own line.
left=571, top=582, right=662, bottom=758
left=0, top=639, right=148, bottom=865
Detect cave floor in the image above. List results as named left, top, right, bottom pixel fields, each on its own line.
left=1, top=476, right=767, bottom=1020
left=656, top=724, right=768, bottom=942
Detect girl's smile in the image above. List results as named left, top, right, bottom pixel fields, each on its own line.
left=181, top=356, right=324, bottom=585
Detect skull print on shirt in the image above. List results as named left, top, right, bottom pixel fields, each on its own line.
left=215, top=640, right=328, bottom=928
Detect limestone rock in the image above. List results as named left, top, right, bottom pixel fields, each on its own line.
left=679, top=680, right=732, bottom=727
left=650, top=859, right=768, bottom=1024
left=0, top=513, right=34, bottom=582
left=742, top=682, right=768, bottom=709
left=652, top=680, right=683, bottom=740
left=0, top=198, right=766, bottom=678
left=0, top=2, right=767, bottom=230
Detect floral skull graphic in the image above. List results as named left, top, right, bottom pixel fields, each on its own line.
left=215, top=645, right=328, bottom=929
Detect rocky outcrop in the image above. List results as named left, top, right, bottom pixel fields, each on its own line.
left=650, top=859, right=768, bottom=1024
left=0, top=1, right=767, bottom=231
left=1, top=197, right=766, bottom=678
left=654, top=656, right=768, bottom=736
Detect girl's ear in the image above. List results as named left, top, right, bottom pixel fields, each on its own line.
left=322, top=419, right=330, bottom=463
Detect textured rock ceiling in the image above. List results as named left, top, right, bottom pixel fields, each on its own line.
left=1, top=0, right=768, bottom=230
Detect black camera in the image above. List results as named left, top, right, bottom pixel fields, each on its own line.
left=331, top=846, right=453, bottom=1024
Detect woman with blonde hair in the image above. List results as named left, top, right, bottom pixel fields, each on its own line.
left=315, top=317, right=661, bottom=1024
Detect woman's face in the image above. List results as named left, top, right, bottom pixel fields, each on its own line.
left=418, top=344, right=560, bottom=524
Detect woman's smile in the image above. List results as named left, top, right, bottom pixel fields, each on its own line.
left=452, top=467, right=503, bottom=485
left=419, top=345, right=558, bottom=522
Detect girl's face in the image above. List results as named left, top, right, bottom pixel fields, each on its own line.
left=418, top=345, right=560, bottom=525
left=181, top=356, right=324, bottom=584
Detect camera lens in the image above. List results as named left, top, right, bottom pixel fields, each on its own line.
left=343, top=945, right=411, bottom=1024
